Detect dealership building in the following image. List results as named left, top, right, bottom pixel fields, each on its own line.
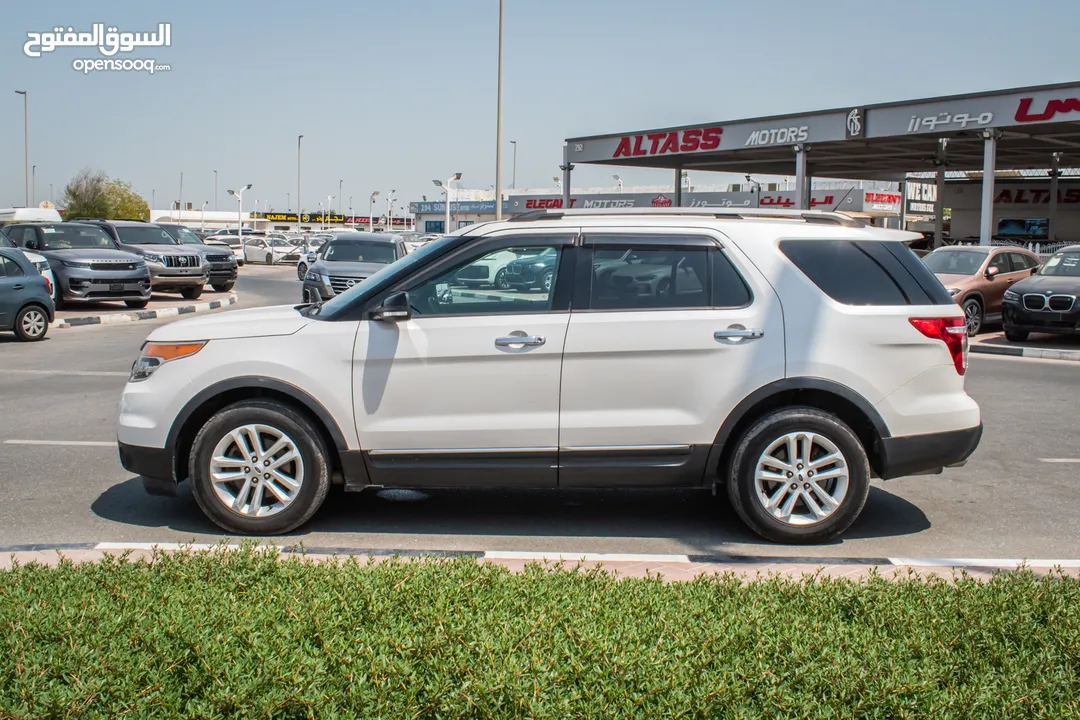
left=558, top=81, right=1080, bottom=247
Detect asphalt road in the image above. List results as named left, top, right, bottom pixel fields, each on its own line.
left=2, top=264, right=1079, bottom=560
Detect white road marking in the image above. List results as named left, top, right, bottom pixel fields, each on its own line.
left=95, top=542, right=223, bottom=551
left=3, top=369, right=128, bottom=377
left=484, top=550, right=692, bottom=563
left=889, top=557, right=1080, bottom=568
left=3, top=439, right=116, bottom=447
left=1039, top=458, right=1080, bottom=463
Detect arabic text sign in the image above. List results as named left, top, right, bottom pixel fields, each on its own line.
left=24, top=24, right=171, bottom=58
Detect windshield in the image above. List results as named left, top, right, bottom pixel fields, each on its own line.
left=40, top=225, right=115, bottom=250
left=168, top=226, right=205, bottom=245
left=323, top=241, right=397, bottom=264
left=268, top=238, right=295, bottom=247
left=116, top=226, right=178, bottom=245
left=923, top=250, right=986, bottom=276
left=1040, top=252, right=1080, bottom=277
left=316, top=235, right=456, bottom=317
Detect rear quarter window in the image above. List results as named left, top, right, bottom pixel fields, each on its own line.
left=780, top=239, right=953, bottom=306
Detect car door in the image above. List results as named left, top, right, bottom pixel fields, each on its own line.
left=558, top=230, right=786, bottom=487
left=352, top=231, right=577, bottom=487
left=985, top=251, right=1016, bottom=314
left=0, top=254, right=29, bottom=328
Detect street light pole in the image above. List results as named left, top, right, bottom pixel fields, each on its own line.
left=178, top=172, right=184, bottom=221
left=510, top=140, right=517, bottom=189
left=213, top=170, right=218, bottom=210
left=32, top=165, right=36, bottom=205
left=201, top=201, right=208, bottom=230
left=339, top=180, right=343, bottom=218
left=152, top=189, right=156, bottom=210
left=369, top=191, right=380, bottom=232
left=287, top=192, right=290, bottom=210
left=15, top=91, right=28, bottom=207
left=297, top=135, right=304, bottom=233
left=227, top=184, right=252, bottom=242
left=49, top=183, right=53, bottom=205
left=494, top=0, right=505, bottom=220
left=386, top=190, right=395, bottom=231
left=613, top=174, right=623, bottom=193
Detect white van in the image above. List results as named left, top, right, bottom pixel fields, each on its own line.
left=0, top=207, right=63, bottom=225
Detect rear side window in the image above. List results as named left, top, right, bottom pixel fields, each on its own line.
left=780, top=239, right=953, bottom=306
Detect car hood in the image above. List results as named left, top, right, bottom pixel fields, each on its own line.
left=124, top=244, right=203, bottom=256
left=147, top=304, right=312, bottom=342
left=933, top=272, right=978, bottom=288
left=1010, top=274, right=1080, bottom=295
left=312, top=260, right=387, bottom=277
left=38, top=247, right=144, bottom=262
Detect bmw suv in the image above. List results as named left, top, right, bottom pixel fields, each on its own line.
left=80, top=220, right=208, bottom=300
left=117, top=208, right=981, bottom=543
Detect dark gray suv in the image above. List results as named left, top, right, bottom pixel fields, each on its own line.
left=157, top=223, right=238, bottom=293
left=300, top=233, right=406, bottom=303
left=2, top=223, right=151, bottom=308
left=81, top=220, right=208, bottom=300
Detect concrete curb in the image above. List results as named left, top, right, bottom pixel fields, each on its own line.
left=54, top=293, right=238, bottom=330
left=971, top=342, right=1080, bottom=362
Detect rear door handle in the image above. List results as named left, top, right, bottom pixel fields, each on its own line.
left=714, top=328, right=764, bottom=339
left=11, top=284, right=24, bottom=291
left=495, top=335, right=546, bottom=347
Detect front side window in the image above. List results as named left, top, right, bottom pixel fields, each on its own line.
left=406, top=243, right=564, bottom=316
left=115, top=226, right=177, bottom=245
left=987, top=253, right=1011, bottom=274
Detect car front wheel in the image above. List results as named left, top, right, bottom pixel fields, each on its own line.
left=297, top=262, right=308, bottom=280
left=189, top=400, right=331, bottom=535
left=180, top=287, right=203, bottom=300
left=1004, top=328, right=1029, bottom=342
left=727, top=407, right=870, bottom=544
left=962, top=297, right=983, bottom=336
left=14, top=304, right=49, bottom=342
left=493, top=268, right=509, bottom=290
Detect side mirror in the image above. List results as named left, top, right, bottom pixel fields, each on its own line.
left=373, top=291, right=411, bottom=321
left=25, top=237, right=40, bottom=251
left=986, top=265, right=1000, bottom=278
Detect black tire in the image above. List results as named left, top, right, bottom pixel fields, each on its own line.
left=211, top=282, right=235, bottom=293
left=1004, top=328, right=1029, bottom=342
left=726, top=407, right=870, bottom=544
left=962, top=297, right=983, bottom=337
left=13, top=304, right=49, bottom=342
left=125, top=299, right=149, bottom=309
left=180, top=287, right=203, bottom=300
left=541, top=269, right=554, bottom=293
left=493, top=268, right=509, bottom=290
left=188, top=399, right=331, bottom=535
left=296, top=262, right=308, bottom=280
left=265, top=252, right=274, bottom=265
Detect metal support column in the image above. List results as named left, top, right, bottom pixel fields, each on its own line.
left=1049, top=152, right=1063, bottom=243
left=933, top=139, right=947, bottom=249
left=560, top=144, right=573, bottom=209
left=674, top=168, right=683, bottom=207
left=794, top=145, right=809, bottom=209
left=979, top=131, right=999, bottom=247
left=899, top=179, right=908, bottom=230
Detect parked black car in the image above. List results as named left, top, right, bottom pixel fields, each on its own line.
left=503, top=247, right=558, bottom=292
left=0, top=247, right=55, bottom=341
left=1002, top=246, right=1080, bottom=341
left=157, top=224, right=238, bottom=293
left=1, top=222, right=151, bottom=308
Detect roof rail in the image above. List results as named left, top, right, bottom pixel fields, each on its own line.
left=507, top=207, right=864, bottom=227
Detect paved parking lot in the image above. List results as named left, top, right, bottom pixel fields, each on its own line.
left=2, top=264, right=1079, bottom=561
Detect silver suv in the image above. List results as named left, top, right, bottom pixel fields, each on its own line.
left=82, top=220, right=208, bottom=300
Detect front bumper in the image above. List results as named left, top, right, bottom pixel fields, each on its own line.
left=1003, top=303, right=1080, bottom=335
left=302, top=278, right=334, bottom=302
left=118, top=441, right=177, bottom=496
left=876, top=424, right=983, bottom=479
left=59, top=270, right=152, bottom=303
left=206, top=262, right=238, bottom=283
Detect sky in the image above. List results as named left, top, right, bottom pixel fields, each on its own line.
left=3, top=0, right=1080, bottom=214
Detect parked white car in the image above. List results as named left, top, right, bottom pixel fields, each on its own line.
left=453, top=248, right=523, bottom=289
left=117, top=208, right=982, bottom=542
left=243, top=237, right=303, bottom=265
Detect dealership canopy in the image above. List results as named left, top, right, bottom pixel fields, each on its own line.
left=561, top=81, right=1080, bottom=244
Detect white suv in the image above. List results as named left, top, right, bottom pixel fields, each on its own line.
left=117, top=209, right=981, bottom=543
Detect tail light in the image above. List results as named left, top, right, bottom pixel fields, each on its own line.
left=45, top=277, right=53, bottom=297
left=909, top=317, right=968, bottom=375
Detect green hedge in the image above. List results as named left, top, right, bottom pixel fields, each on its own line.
left=1, top=547, right=1078, bottom=719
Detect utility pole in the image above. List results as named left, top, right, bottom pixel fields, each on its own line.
left=15, top=91, right=28, bottom=207
left=494, top=0, right=505, bottom=220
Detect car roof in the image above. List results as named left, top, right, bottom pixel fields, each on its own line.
left=326, top=232, right=399, bottom=243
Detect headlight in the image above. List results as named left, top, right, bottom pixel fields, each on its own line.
left=33, top=260, right=50, bottom=274
left=1004, top=289, right=1020, bottom=302
left=143, top=253, right=165, bottom=265
left=129, top=342, right=206, bottom=382
left=305, top=271, right=325, bottom=283
left=60, top=260, right=92, bottom=269
left=948, top=288, right=961, bottom=296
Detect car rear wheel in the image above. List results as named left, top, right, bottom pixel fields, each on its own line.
left=180, top=287, right=203, bottom=300
left=541, top=270, right=554, bottom=293
left=14, top=304, right=48, bottom=342
left=265, top=252, right=274, bottom=265
left=296, top=262, right=308, bottom=280
left=189, top=400, right=331, bottom=535
left=962, top=298, right=983, bottom=336
left=493, top=269, right=509, bottom=290
left=1004, top=328, right=1029, bottom=342
left=727, top=407, right=870, bottom=544
left=125, top=299, right=149, bottom=309
left=212, top=282, right=235, bottom=293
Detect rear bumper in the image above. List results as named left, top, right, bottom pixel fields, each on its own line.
left=876, top=424, right=982, bottom=480
left=117, top=441, right=177, bottom=496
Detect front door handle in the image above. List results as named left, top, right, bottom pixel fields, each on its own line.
left=495, top=335, right=546, bottom=347
left=714, top=328, right=764, bottom=339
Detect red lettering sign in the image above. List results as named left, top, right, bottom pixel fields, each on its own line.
left=1015, top=96, right=1080, bottom=123
left=865, top=192, right=900, bottom=203
left=612, top=127, right=722, bottom=158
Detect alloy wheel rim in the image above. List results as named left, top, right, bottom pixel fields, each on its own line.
left=209, top=424, right=305, bottom=518
left=543, top=272, right=552, bottom=292
left=965, top=304, right=980, bottom=334
left=21, top=310, right=45, bottom=337
left=297, top=264, right=306, bottom=280
left=753, top=431, right=849, bottom=526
